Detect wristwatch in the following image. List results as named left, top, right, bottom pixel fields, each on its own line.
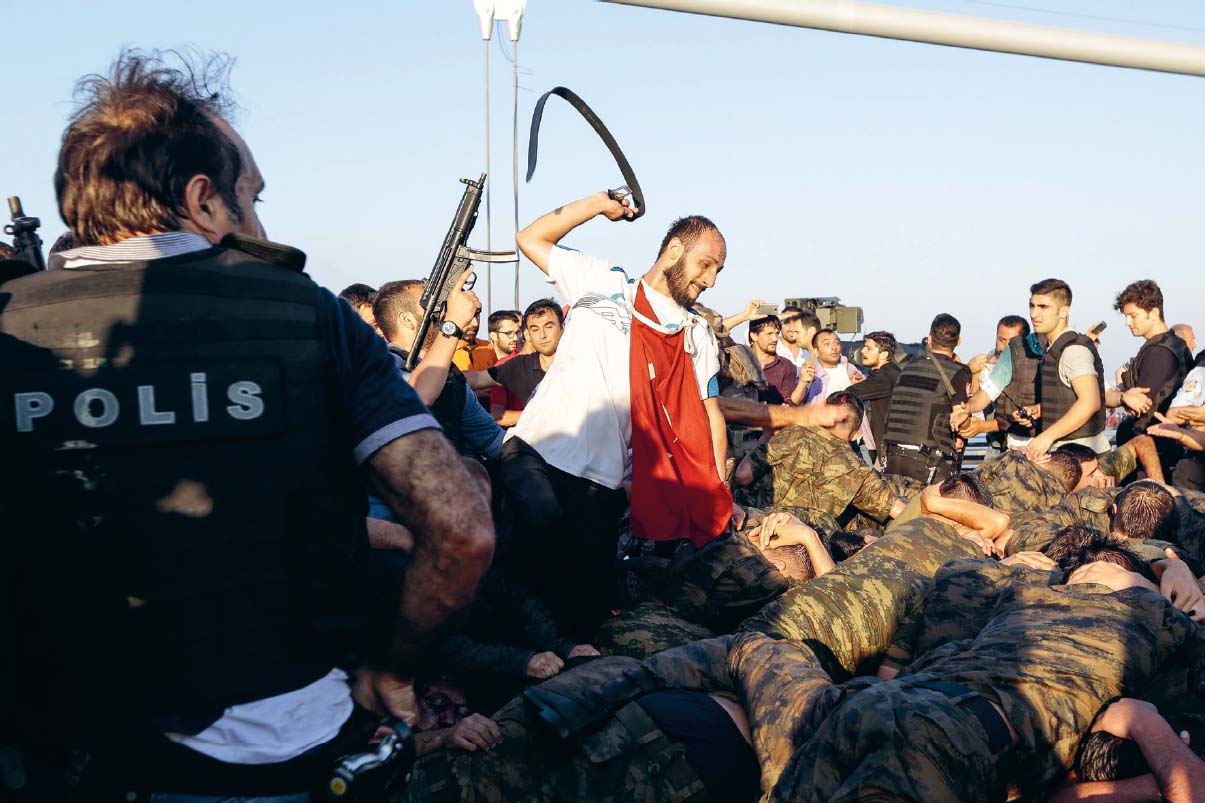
left=439, top=320, right=464, bottom=341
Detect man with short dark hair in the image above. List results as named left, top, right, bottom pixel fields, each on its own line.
left=1026, top=278, right=1109, bottom=457
left=882, top=314, right=972, bottom=482
left=338, top=282, right=377, bottom=328
left=1, top=49, right=494, bottom=798
left=468, top=299, right=564, bottom=427
left=372, top=277, right=503, bottom=461
left=848, top=330, right=900, bottom=465
left=1109, top=280, right=1193, bottom=477
left=804, top=329, right=864, bottom=405
left=485, top=310, right=521, bottom=361
left=749, top=315, right=804, bottom=405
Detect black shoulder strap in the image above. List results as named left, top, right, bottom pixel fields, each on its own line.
left=527, top=87, right=645, bottom=221
left=925, top=343, right=957, bottom=398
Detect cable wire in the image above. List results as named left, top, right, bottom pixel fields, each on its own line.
left=483, top=37, right=492, bottom=312
left=512, top=38, right=520, bottom=309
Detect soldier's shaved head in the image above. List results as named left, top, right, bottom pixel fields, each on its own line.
left=761, top=544, right=816, bottom=582
left=938, top=474, right=992, bottom=508
left=1077, top=715, right=1205, bottom=782
left=1046, top=525, right=1154, bottom=582
left=1043, top=451, right=1083, bottom=495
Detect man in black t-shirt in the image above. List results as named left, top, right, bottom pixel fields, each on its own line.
left=469, top=298, right=565, bottom=428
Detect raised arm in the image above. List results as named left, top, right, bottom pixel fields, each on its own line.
left=515, top=191, right=636, bottom=274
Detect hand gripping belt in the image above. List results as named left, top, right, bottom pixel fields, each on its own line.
left=527, top=86, right=646, bottom=221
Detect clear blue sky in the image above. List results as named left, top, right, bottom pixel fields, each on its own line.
left=6, top=0, right=1204, bottom=377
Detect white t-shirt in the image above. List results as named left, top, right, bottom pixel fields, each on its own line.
left=507, top=246, right=720, bottom=489
left=777, top=343, right=809, bottom=371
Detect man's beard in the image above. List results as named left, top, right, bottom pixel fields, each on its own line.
left=664, top=256, right=700, bottom=309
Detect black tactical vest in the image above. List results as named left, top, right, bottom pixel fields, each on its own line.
left=387, top=343, right=466, bottom=451
left=1122, top=331, right=1193, bottom=433
left=994, top=336, right=1041, bottom=439
left=1037, top=330, right=1106, bottom=442
left=0, top=241, right=375, bottom=740
left=883, top=352, right=961, bottom=455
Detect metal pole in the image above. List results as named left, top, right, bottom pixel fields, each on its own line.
left=512, top=39, right=521, bottom=310
left=483, top=38, right=493, bottom=313
left=601, top=0, right=1205, bottom=78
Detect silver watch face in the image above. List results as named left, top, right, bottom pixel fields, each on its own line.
left=440, top=321, right=458, bottom=337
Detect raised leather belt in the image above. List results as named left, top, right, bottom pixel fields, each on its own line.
left=527, top=86, right=646, bottom=221
left=910, top=680, right=1013, bottom=753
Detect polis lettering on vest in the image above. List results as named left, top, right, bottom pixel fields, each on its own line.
left=13, top=372, right=265, bottom=433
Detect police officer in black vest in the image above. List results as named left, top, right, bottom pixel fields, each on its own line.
left=882, top=314, right=971, bottom=483
left=0, top=50, right=494, bottom=801
left=1109, top=280, right=1193, bottom=478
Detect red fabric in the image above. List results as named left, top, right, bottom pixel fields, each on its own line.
left=628, top=284, right=732, bottom=548
left=488, top=351, right=525, bottom=414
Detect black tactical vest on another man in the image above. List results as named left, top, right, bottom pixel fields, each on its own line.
left=0, top=241, right=373, bottom=741
left=994, top=336, right=1041, bottom=439
left=884, top=352, right=962, bottom=455
left=1037, top=330, right=1106, bottom=443
left=1122, top=331, right=1193, bottom=435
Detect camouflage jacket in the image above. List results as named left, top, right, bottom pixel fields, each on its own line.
left=735, top=425, right=900, bottom=524
left=905, top=580, right=1205, bottom=797
left=739, top=517, right=984, bottom=679
left=971, top=450, right=1067, bottom=515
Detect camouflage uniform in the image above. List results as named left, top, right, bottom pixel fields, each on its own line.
left=396, top=656, right=717, bottom=803
left=970, top=450, right=1067, bottom=515
left=772, top=578, right=1204, bottom=802
left=1004, top=487, right=1120, bottom=555
left=1097, top=443, right=1138, bottom=481
left=595, top=603, right=714, bottom=660
left=740, top=517, right=985, bottom=679
left=734, top=425, right=901, bottom=526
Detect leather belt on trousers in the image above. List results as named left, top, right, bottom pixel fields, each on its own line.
left=910, top=680, right=1013, bottom=753
left=526, top=86, right=646, bottom=221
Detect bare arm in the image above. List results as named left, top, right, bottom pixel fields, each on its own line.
left=490, top=402, right=523, bottom=427
left=368, top=431, right=495, bottom=670
left=704, top=396, right=727, bottom=479
left=1026, top=374, right=1102, bottom=458
left=718, top=397, right=849, bottom=430
left=920, top=484, right=1010, bottom=543
left=1093, top=699, right=1205, bottom=803
left=515, top=192, right=635, bottom=274
left=1044, top=776, right=1161, bottom=803
left=406, top=269, right=482, bottom=406
left=463, top=370, right=500, bottom=391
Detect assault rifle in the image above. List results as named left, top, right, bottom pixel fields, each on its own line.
left=4, top=197, right=46, bottom=272
left=406, top=173, right=517, bottom=372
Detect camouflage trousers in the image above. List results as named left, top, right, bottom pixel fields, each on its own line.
left=595, top=603, right=714, bottom=660
left=771, top=679, right=1009, bottom=803
left=396, top=658, right=710, bottom=803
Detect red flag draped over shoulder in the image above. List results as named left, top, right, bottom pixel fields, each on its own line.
left=628, top=283, right=732, bottom=548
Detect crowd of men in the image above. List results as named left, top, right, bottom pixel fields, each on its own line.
left=3, top=49, right=1205, bottom=803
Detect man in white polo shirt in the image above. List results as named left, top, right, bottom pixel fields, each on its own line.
left=492, top=191, right=727, bottom=639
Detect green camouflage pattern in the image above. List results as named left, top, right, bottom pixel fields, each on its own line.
left=1097, top=444, right=1138, bottom=480
left=661, top=527, right=792, bottom=633
left=1004, top=487, right=1121, bottom=555
left=882, top=558, right=1057, bottom=673
left=770, top=679, right=1008, bottom=803
left=595, top=603, right=714, bottom=660
left=740, top=517, right=984, bottom=679
left=773, top=578, right=1202, bottom=802
left=395, top=656, right=708, bottom=803
left=734, top=425, right=901, bottom=525
left=971, top=450, right=1067, bottom=514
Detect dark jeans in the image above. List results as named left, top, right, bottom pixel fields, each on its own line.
left=499, top=437, right=628, bottom=641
